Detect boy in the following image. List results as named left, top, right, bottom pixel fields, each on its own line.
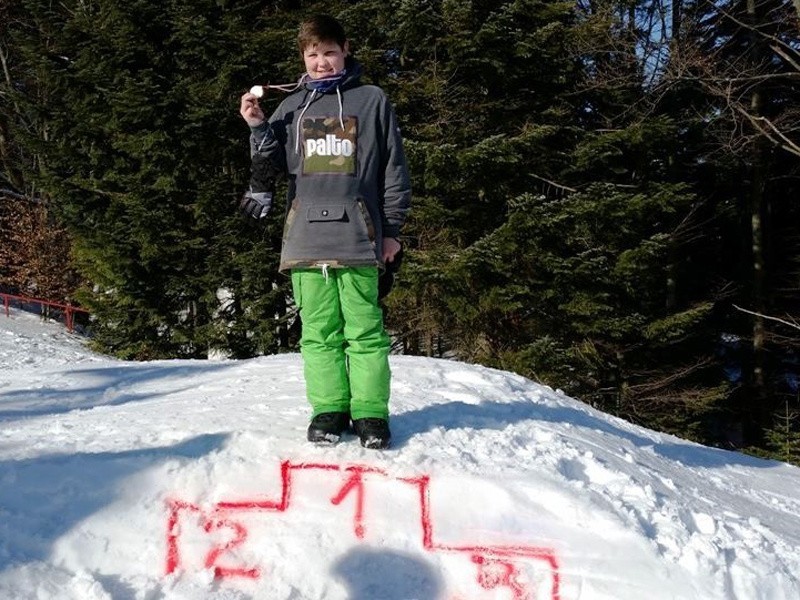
left=239, top=15, right=411, bottom=449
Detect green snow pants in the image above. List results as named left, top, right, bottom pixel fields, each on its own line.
left=290, top=267, right=391, bottom=420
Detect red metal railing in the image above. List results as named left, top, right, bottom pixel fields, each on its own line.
left=1, top=293, right=90, bottom=333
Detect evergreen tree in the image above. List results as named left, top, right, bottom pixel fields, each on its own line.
left=376, top=0, right=579, bottom=355
left=673, top=0, right=800, bottom=449
left=404, top=0, right=736, bottom=443
left=7, top=0, right=297, bottom=358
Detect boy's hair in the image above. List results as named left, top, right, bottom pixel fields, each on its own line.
left=297, top=14, right=347, bottom=52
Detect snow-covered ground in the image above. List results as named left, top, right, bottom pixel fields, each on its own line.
left=1, top=307, right=799, bottom=600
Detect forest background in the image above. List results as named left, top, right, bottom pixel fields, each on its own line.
left=1, top=0, right=799, bottom=464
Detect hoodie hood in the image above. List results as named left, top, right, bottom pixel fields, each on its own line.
left=300, top=57, right=362, bottom=94
left=293, top=58, right=363, bottom=153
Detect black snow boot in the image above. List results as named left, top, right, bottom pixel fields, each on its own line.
left=307, top=412, right=351, bottom=444
left=352, top=418, right=391, bottom=449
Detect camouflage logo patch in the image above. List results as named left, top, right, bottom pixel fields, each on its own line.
left=301, top=116, right=357, bottom=175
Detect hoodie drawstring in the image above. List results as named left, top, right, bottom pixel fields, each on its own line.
left=336, top=86, right=345, bottom=131
left=295, top=89, right=317, bottom=154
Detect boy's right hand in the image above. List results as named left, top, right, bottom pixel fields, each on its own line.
left=240, top=92, right=266, bottom=127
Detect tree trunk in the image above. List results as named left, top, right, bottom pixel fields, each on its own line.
left=749, top=138, right=766, bottom=396
left=746, top=0, right=768, bottom=417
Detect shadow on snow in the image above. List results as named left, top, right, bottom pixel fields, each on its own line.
left=0, top=433, right=229, bottom=570
left=392, top=398, right=777, bottom=469
left=331, top=546, right=445, bottom=600
left=0, top=362, right=241, bottom=421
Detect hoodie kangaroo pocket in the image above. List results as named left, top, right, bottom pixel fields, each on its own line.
left=282, top=197, right=377, bottom=265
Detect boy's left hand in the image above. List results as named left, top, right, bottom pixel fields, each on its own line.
left=382, top=237, right=402, bottom=263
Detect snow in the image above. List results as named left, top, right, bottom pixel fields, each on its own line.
left=1, top=308, right=799, bottom=600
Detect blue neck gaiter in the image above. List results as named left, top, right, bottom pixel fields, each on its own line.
left=305, top=69, right=347, bottom=92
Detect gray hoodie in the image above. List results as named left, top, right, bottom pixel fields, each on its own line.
left=250, top=59, right=411, bottom=272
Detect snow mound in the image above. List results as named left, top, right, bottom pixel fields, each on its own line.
left=1, top=308, right=799, bottom=599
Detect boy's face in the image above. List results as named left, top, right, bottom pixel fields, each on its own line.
left=303, top=40, right=349, bottom=79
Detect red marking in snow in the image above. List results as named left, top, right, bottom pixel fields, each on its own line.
left=291, top=461, right=341, bottom=471
left=166, top=499, right=199, bottom=575
left=329, top=465, right=385, bottom=539
left=473, top=555, right=530, bottom=599
left=203, top=517, right=258, bottom=578
left=216, top=460, right=292, bottom=511
left=165, top=461, right=561, bottom=599
left=401, top=473, right=561, bottom=599
left=400, top=475, right=433, bottom=549
left=166, top=500, right=260, bottom=578
left=330, top=470, right=366, bottom=538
